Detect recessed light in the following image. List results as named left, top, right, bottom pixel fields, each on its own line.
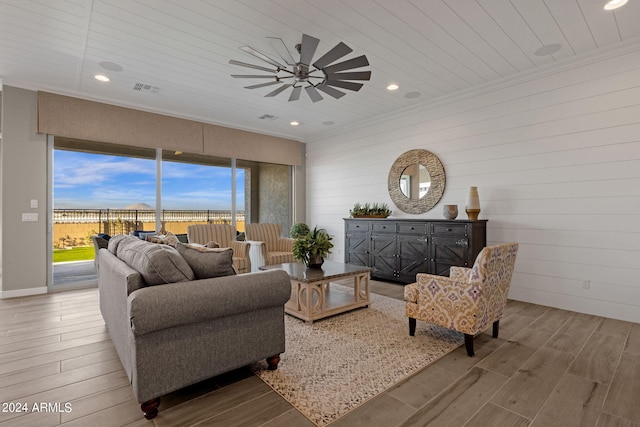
left=99, top=61, right=123, bottom=72
left=604, top=0, right=627, bottom=10
left=290, top=121, right=300, bottom=126
left=405, top=91, right=421, bottom=99
left=387, top=84, right=399, bottom=91
left=94, top=74, right=110, bottom=82
left=323, top=121, right=335, bottom=126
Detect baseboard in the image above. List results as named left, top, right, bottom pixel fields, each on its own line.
left=0, top=286, right=48, bottom=299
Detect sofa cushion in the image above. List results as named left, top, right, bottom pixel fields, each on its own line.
left=175, top=243, right=236, bottom=279
left=107, top=234, right=133, bottom=254
left=116, top=238, right=194, bottom=286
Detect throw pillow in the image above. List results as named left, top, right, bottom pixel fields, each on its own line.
left=147, top=231, right=179, bottom=246
left=117, top=239, right=195, bottom=286
left=175, top=242, right=236, bottom=279
left=107, top=234, right=136, bottom=254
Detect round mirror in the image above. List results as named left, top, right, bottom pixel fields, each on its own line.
left=400, top=164, right=431, bottom=199
left=388, top=149, right=445, bottom=214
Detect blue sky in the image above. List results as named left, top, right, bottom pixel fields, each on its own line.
left=54, top=150, right=244, bottom=210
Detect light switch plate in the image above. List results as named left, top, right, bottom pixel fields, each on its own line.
left=30, top=199, right=38, bottom=208
left=22, top=213, right=38, bottom=222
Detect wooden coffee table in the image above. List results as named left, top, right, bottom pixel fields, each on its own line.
left=260, top=261, right=372, bottom=323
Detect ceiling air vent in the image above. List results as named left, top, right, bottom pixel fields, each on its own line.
left=259, top=114, right=278, bottom=121
left=133, top=83, right=160, bottom=94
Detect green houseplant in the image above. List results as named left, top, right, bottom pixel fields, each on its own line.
left=290, top=222, right=311, bottom=239
left=349, top=202, right=392, bottom=218
left=292, top=226, right=334, bottom=268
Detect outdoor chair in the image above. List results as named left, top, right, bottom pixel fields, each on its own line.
left=186, top=224, right=251, bottom=274
left=404, top=242, right=519, bottom=357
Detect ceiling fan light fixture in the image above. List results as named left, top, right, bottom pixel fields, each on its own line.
left=229, top=34, right=371, bottom=102
left=604, top=0, right=627, bottom=10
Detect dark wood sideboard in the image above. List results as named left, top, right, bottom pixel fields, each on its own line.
left=344, top=218, right=487, bottom=284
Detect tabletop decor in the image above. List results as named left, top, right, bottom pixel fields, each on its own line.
left=292, top=226, right=334, bottom=267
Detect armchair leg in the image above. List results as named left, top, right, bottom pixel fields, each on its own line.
left=493, top=320, right=500, bottom=338
left=464, top=334, right=475, bottom=357
left=266, top=354, right=281, bottom=370
left=141, top=397, right=161, bottom=419
left=409, top=318, right=416, bottom=336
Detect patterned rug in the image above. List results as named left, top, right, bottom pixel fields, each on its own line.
left=252, top=285, right=464, bottom=426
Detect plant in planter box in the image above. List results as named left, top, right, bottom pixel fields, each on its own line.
left=349, top=202, right=392, bottom=218
left=292, top=226, right=334, bottom=268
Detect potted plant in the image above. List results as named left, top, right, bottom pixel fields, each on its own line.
left=292, top=226, right=334, bottom=268
left=349, top=202, right=392, bottom=218
left=290, top=222, right=311, bottom=238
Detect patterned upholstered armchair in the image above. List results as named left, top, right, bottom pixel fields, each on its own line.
left=186, top=224, right=251, bottom=274
left=245, top=223, right=296, bottom=268
left=405, top=242, right=518, bottom=357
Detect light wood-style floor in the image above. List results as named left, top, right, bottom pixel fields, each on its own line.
left=1, top=281, right=639, bottom=427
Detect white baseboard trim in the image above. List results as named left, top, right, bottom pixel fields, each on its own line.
left=0, top=286, right=48, bottom=299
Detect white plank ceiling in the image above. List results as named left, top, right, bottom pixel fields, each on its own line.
left=0, top=0, right=639, bottom=142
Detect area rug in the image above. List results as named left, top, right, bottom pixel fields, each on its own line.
left=252, top=284, right=464, bottom=426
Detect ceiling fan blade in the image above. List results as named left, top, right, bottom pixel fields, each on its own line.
left=229, top=60, right=277, bottom=73
left=322, top=55, right=370, bottom=74
left=316, top=84, right=346, bottom=99
left=305, top=86, right=324, bottom=102
left=231, top=75, right=277, bottom=79
left=325, top=80, right=364, bottom=91
left=312, top=42, right=353, bottom=69
left=267, top=36, right=296, bottom=66
left=265, top=84, right=291, bottom=97
left=288, top=86, right=302, bottom=101
left=240, top=46, right=286, bottom=68
left=326, top=71, right=371, bottom=81
left=299, top=34, right=320, bottom=66
left=244, top=80, right=281, bottom=89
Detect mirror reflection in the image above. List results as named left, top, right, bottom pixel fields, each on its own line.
left=400, top=164, right=431, bottom=200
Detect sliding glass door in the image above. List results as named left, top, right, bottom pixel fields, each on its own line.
left=49, top=138, right=291, bottom=290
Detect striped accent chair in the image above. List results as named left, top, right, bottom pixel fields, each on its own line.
left=245, top=223, right=296, bottom=267
left=186, top=224, right=251, bottom=274
left=405, top=242, right=519, bottom=357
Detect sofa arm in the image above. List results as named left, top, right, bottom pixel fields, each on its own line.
left=128, top=269, right=291, bottom=335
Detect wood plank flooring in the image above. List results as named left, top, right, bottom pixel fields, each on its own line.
left=0, top=280, right=638, bottom=426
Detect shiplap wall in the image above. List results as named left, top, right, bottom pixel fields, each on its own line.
left=305, top=44, right=640, bottom=323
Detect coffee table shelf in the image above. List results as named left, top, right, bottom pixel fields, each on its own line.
left=260, top=261, right=372, bottom=323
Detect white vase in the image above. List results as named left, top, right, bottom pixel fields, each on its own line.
left=443, top=204, right=458, bottom=219
left=465, top=187, right=481, bottom=220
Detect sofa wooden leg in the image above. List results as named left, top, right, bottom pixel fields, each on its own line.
left=266, top=354, right=281, bottom=370
left=409, top=317, right=416, bottom=336
left=492, top=320, right=500, bottom=338
left=141, top=397, right=160, bottom=419
left=464, top=334, right=475, bottom=357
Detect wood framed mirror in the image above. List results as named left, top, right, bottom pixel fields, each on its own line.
left=388, top=149, right=446, bottom=214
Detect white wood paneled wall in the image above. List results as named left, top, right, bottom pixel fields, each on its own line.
left=305, top=44, right=640, bottom=323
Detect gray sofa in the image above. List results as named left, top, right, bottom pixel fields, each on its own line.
left=97, top=234, right=291, bottom=419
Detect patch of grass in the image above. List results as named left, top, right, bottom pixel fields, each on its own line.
left=53, top=246, right=95, bottom=263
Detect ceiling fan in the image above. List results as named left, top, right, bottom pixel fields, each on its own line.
left=229, top=34, right=371, bottom=102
